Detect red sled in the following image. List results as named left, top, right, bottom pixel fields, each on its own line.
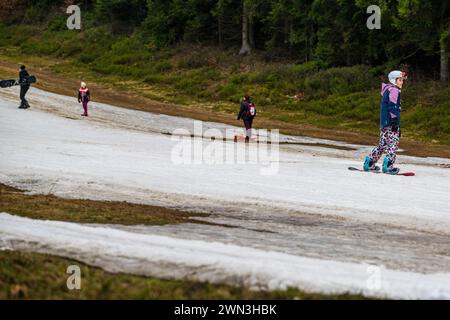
left=233, top=135, right=258, bottom=142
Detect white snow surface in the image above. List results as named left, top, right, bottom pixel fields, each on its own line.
left=1, top=212, right=450, bottom=300
left=1, top=86, right=450, bottom=299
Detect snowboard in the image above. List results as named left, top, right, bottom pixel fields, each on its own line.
left=0, top=76, right=36, bottom=88
left=0, top=79, right=18, bottom=88
left=348, top=167, right=415, bottom=176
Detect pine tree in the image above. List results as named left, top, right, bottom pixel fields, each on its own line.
left=395, top=0, right=450, bottom=81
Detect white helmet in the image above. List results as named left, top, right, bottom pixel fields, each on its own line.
left=388, top=71, right=406, bottom=85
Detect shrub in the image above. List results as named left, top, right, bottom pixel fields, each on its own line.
left=178, top=55, right=208, bottom=69
left=47, top=15, right=67, bottom=32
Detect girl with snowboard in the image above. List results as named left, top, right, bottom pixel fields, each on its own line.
left=363, top=70, right=406, bottom=174
left=237, top=95, right=257, bottom=143
left=78, top=82, right=90, bottom=117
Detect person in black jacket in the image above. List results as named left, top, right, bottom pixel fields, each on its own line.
left=18, top=65, right=30, bottom=109
left=237, top=95, right=257, bottom=142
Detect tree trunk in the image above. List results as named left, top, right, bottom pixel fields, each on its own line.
left=239, top=1, right=251, bottom=55
left=305, top=29, right=309, bottom=62
left=249, top=16, right=255, bottom=49
left=440, top=42, right=449, bottom=82
left=440, top=1, right=449, bottom=82
left=218, top=15, right=223, bottom=47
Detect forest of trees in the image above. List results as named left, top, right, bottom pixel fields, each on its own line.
left=1, top=0, right=449, bottom=81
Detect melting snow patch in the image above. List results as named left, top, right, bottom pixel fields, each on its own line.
left=1, top=213, right=449, bottom=300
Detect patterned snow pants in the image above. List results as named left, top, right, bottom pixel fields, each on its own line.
left=369, top=127, right=400, bottom=165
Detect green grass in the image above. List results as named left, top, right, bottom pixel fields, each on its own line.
left=0, top=21, right=449, bottom=145
left=0, top=250, right=369, bottom=300
left=0, top=183, right=208, bottom=226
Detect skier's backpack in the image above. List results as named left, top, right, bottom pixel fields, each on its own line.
left=247, top=102, right=256, bottom=118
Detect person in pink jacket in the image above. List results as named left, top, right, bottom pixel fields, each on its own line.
left=78, top=82, right=91, bottom=117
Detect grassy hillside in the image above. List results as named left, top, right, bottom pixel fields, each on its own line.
left=0, top=250, right=368, bottom=300
left=0, top=23, right=449, bottom=145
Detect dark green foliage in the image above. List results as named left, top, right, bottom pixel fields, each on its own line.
left=2, top=0, right=448, bottom=74
left=95, top=0, right=147, bottom=31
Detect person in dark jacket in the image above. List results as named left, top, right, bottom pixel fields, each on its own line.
left=18, top=65, right=30, bottom=109
left=78, top=82, right=91, bottom=117
left=237, top=95, right=257, bottom=142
